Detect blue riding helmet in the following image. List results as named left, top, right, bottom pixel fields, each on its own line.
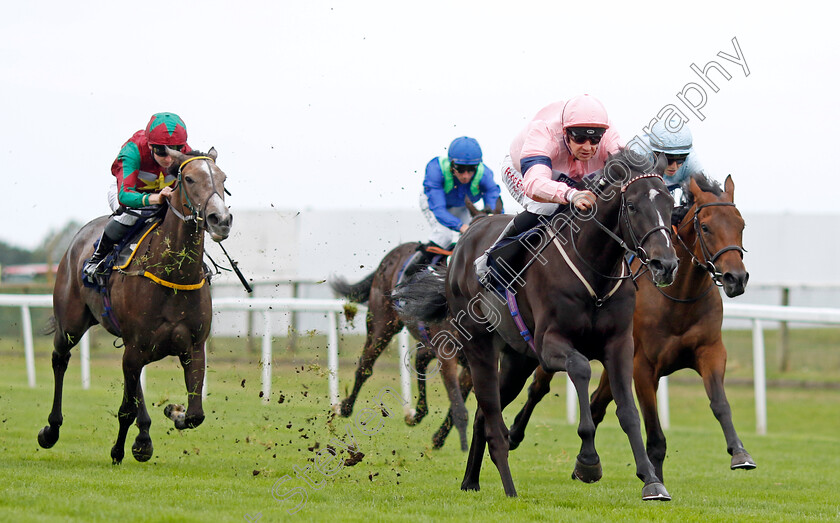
left=648, top=120, right=693, bottom=155
left=448, top=136, right=482, bottom=165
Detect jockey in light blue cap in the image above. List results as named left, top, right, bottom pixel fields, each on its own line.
left=637, top=119, right=704, bottom=193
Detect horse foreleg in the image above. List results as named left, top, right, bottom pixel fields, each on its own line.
left=111, top=352, right=143, bottom=465
left=406, top=343, right=436, bottom=426
left=509, top=367, right=555, bottom=450
left=697, top=342, right=756, bottom=471
left=131, top=380, right=154, bottom=462
left=603, top=336, right=670, bottom=501
left=340, top=318, right=401, bottom=417
left=37, top=333, right=75, bottom=449
left=589, top=365, right=614, bottom=427
left=432, top=356, right=469, bottom=450
left=565, top=349, right=603, bottom=484
left=176, top=346, right=206, bottom=429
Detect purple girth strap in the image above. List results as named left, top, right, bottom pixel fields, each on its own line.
left=506, top=289, right=536, bottom=354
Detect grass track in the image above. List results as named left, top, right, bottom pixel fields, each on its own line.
left=1, top=333, right=839, bottom=522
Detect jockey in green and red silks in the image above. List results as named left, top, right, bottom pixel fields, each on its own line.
left=83, top=112, right=192, bottom=283
left=111, top=113, right=193, bottom=208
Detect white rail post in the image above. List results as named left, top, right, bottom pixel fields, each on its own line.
left=80, top=332, right=90, bottom=390
left=398, top=328, right=412, bottom=413
left=566, top=375, right=576, bottom=424
left=22, top=305, right=36, bottom=388
left=261, top=310, right=272, bottom=403
left=752, top=319, right=767, bottom=435
left=327, top=313, right=340, bottom=407
left=657, top=376, right=670, bottom=430
left=140, top=367, right=147, bottom=395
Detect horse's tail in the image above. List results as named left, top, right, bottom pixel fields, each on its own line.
left=43, top=316, right=57, bottom=336
left=391, top=268, right=449, bottom=323
left=329, top=272, right=376, bottom=304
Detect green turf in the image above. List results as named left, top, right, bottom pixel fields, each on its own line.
left=1, top=331, right=839, bottom=522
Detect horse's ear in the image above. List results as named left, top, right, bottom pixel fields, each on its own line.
left=494, top=197, right=504, bottom=215
left=208, top=147, right=218, bottom=161
left=168, top=148, right=188, bottom=167
left=688, top=175, right=701, bottom=198
left=653, top=151, right=668, bottom=175
left=464, top=197, right=479, bottom=217
left=724, top=174, right=735, bottom=200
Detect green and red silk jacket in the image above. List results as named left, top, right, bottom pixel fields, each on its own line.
left=110, top=130, right=192, bottom=208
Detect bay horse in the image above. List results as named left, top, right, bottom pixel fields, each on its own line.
left=394, top=150, right=679, bottom=500
left=39, top=148, right=232, bottom=464
left=508, top=172, right=756, bottom=482
left=329, top=197, right=501, bottom=451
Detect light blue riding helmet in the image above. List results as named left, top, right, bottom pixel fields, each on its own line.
left=648, top=120, right=693, bottom=155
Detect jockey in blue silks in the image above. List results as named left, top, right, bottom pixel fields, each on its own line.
left=402, top=136, right=503, bottom=278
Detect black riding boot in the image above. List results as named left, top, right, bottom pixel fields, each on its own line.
left=474, top=211, right=542, bottom=283
left=82, top=219, right=130, bottom=282
left=401, top=243, right=440, bottom=281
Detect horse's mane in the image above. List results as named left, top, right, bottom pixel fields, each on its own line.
left=582, top=147, right=657, bottom=189
left=682, top=172, right=723, bottom=202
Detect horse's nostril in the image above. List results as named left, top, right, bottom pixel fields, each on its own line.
left=207, top=213, right=219, bottom=226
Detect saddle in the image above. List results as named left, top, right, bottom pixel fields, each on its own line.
left=82, top=207, right=166, bottom=291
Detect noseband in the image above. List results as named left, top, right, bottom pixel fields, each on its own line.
left=676, top=201, right=746, bottom=287
left=168, top=156, right=225, bottom=227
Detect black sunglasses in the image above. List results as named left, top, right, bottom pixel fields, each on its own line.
left=453, top=164, right=477, bottom=174
left=152, top=144, right=184, bottom=156
left=662, top=153, right=688, bottom=165
left=567, top=128, right=605, bottom=145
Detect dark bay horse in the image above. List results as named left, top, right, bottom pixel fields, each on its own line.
left=395, top=150, right=679, bottom=500
left=39, top=148, right=232, bottom=464
left=507, top=173, right=755, bottom=482
left=329, top=198, right=501, bottom=451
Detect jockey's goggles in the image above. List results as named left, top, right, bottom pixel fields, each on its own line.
left=151, top=144, right=184, bottom=157
left=566, top=127, right=606, bottom=145
left=452, top=164, right=478, bottom=174
left=661, top=153, right=689, bottom=165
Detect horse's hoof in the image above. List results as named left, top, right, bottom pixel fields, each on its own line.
left=460, top=481, right=480, bottom=492
left=132, top=443, right=154, bottom=462
left=164, top=404, right=186, bottom=424
left=571, top=458, right=602, bottom=483
left=339, top=400, right=353, bottom=418
left=404, top=410, right=418, bottom=426
left=37, top=426, right=58, bottom=449
left=642, top=482, right=671, bottom=501
left=431, top=434, right=445, bottom=449
left=111, top=447, right=124, bottom=465
left=731, top=450, right=757, bottom=470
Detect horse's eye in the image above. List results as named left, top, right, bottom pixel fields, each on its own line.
left=185, top=176, right=195, bottom=184
left=700, top=223, right=710, bottom=233
left=627, top=201, right=636, bottom=213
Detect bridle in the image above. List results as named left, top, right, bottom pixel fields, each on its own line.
left=674, top=201, right=746, bottom=288
left=167, top=155, right=225, bottom=227
left=570, top=173, right=671, bottom=281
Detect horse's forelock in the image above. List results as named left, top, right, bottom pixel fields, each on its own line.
left=682, top=173, right=722, bottom=204
left=166, top=150, right=209, bottom=176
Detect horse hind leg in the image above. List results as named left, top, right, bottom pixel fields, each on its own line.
left=431, top=357, right=469, bottom=451
left=431, top=363, right=472, bottom=450
left=339, top=317, right=401, bottom=417
left=38, top=320, right=90, bottom=449
left=406, top=343, right=436, bottom=426
left=509, top=367, right=555, bottom=451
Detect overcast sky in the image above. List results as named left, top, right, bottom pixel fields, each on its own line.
left=1, top=1, right=837, bottom=249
